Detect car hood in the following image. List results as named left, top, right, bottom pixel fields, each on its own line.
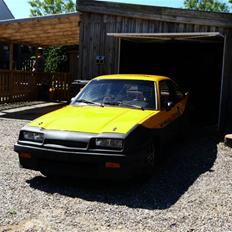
left=29, top=105, right=158, bottom=134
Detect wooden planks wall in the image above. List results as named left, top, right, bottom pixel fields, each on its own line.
left=78, top=12, right=226, bottom=80
left=0, top=13, right=80, bottom=47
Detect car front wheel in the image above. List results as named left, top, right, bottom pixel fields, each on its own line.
left=143, top=143, right=156, bottom=177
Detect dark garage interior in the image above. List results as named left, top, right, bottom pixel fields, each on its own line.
left=120, top=38, right=224, bottom=126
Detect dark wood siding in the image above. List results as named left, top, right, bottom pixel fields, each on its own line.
left=78, top=12, right=228, bottom=80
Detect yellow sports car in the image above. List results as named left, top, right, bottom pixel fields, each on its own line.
left=14, top=74, right=188, bottom=179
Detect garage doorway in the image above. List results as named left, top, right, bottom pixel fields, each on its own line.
left=110, top=33, right=224, bottom=126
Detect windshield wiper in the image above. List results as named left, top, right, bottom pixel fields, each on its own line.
left=102, top=101, right=121, bottom=106
left=75, top=99, right=102, bottom=106
left=103, top=101, right=144, bottom=110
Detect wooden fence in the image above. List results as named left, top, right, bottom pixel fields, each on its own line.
left=0, top=70, right=73, bottom=103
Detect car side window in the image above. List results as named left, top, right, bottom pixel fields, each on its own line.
left=159, top=80, right=183, bottom=110
left=160, top=81, right=171, bottom=110
left=169, top=81, right=184, bottom=102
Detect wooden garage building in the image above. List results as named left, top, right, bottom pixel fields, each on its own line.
left=77, top=0, right=232, bottom=131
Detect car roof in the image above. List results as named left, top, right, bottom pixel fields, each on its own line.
left=94, top=74, right=170, bottom=82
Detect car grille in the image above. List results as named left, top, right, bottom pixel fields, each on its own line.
left=43, top=139, right=88, bottom=149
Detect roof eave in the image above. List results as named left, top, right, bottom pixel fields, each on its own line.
left=77, top=0, right=232, bottom=28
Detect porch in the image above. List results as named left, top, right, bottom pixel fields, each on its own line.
left=0, top=13, right=80, bottom=103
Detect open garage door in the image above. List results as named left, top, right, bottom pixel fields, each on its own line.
left=108, top=32, right=224, bottom=127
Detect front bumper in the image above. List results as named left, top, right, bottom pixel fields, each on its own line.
left=14, top=143, right=145, bottom=179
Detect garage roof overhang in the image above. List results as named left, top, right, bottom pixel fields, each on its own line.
left=107, top=32, right=224, bottom=43
left=0, top=12, right=80, bottom=47
left=79, top=1, right=232, bottom=28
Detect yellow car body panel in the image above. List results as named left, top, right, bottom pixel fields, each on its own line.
left=29, top=105, right=159, bottom=134
left=95, top=74, right=169, bottom=82
left=143, top=96, right=188, bottom=128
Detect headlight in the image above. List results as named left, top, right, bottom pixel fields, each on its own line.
left=95, top=138, right=123, bottom=149
left=21, top=131, right=44, bottom=143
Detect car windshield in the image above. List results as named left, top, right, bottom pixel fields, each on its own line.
left=72, top=79, right=156, bottom=110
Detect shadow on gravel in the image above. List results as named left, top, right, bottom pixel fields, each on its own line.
left=27, top=127, right=219, bottom=210
left=0, top=103, right=66, bottom=121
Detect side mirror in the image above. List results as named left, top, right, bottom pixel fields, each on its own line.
left=71, top=97, right=75, bottom=103
left=166, top=101, right=174, bottom=111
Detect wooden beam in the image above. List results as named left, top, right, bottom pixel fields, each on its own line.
left=0, top=38, right=79, bottom=47
left=0, top=28, right=79, bottom=38
left=0, top=12, right=79, bottom=25
left=9, top=43, right=13, bottom=71
left=0, top=24, right=78, bottom=36
left=0, top=31, right=79, bottom=40
left=9, top=43, right=14, bottom=102
left=218, top=32, right=232, bottom=131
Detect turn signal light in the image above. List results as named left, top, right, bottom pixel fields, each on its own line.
left=105, top=162, right=121, bottom=169
left=19, top=152, right=32, bottom=159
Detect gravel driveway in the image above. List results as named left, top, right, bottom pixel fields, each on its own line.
left=0, top=115, right=232, bottom=232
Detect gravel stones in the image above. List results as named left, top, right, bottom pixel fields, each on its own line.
left=0, top=102, right=45, bottom=112
left=0, top=118, right=232, bottom=232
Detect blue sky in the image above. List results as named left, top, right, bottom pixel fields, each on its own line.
left=3, top=0, right=230, bottom=19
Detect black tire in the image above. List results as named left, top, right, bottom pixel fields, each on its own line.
left=142, top=142, right=156, bottom=177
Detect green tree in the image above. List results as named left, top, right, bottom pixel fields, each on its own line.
left=184, top=0, right=230, bottom=12
left=28, top=0, right=76, bottom=72
left=29, top=0, right=75, bottom=16
left=43, top=46, right=74, bottom=73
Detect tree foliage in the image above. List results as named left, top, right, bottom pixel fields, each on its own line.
left=29, top=0, right=75, bottom=16
left=184, top=0, right=230, bottom=12
left=43, top=46, right=77, bottom=73
left=44, top=47, right=64, bottom=73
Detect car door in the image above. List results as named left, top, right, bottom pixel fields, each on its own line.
left=158, top=80, right=185, bottom=141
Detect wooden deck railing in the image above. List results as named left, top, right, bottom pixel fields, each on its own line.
left=0, top=70, right=73, bottom=103
left=0, top=70, right=11, bottom=103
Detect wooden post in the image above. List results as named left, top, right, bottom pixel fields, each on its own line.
left=218, top=32, right=232, bottom=131
left=9, top=43, right=14, bottom=102
left=9, top=43, right=13, bottom=71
